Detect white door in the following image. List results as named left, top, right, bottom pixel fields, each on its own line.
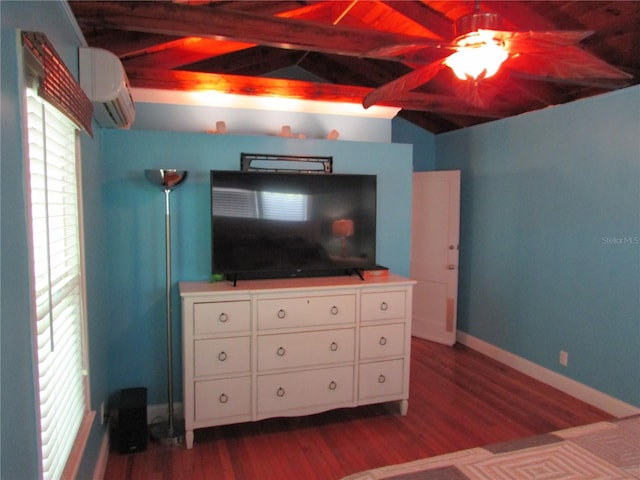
left=410, top=171, right=460, bottom=345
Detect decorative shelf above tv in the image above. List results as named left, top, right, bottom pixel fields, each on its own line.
left=241, top=153, right=333, bottom=173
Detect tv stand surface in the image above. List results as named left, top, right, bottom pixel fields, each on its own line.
left=350, top=268, right=365, bottom=280
left=224, top=268, right=368, bottom=287
left=179, top=274, right=415, bottom=449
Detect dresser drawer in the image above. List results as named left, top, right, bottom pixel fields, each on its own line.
left=258, top=328, right=355, bottom=371
left=194, top=377, right=251, bottom=422
left=257, top=366, right=354, bottom=415
left=358, top=359, right=404, bottom=400
left=194, top=336, right=251, bottom=377
left=360, top=323, right=405, bottom=360
left=258, top=294, right=355, bottom=329
left=194, top=301, right=250, bottom=335
left=361, top=290, right=406, bottom=322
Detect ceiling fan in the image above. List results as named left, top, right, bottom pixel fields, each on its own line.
left=363, top=3, right=632, bottom=110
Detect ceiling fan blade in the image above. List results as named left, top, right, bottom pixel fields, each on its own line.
left=487, top=29, right=593, bottom=53
left=444, top=73, right=519, bottom=111
left=507, top=47, right=632, bottom=80
left=365, top=42, right=453, bottom=59
left=363, top=60, right=444, bottom=109
left=388, top=92, right=512, bottom=118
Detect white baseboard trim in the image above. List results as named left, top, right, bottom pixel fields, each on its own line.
left=456, top=332, right=640, bottom=418
left=147, top=402, right=184, bottom=425
left=92, top=428, right=110, bottom=480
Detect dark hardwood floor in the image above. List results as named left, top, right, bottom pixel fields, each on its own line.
left=104, top=338, right=612, bottom=479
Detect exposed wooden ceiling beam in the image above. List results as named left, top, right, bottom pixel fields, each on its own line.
left=80, top=31, right=181, bottom=58
left=299, top=53, right=412, bottom=87
left=182, top=47, right=304, bottom=77
left=484, top=1, right=559, bottom=30
left=126, top=67, right=511, bottom=119
left=71, top=1, right=451, bottom=64
left=122, top=38, right=255, bottom=69
left=127, top=66, right=371, bottom=102
left=381, top=1, right=452, bottom=39
left=219, top=1, right=329, bottom=18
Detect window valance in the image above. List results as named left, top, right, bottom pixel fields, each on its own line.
left=22, top=31, right=93, bottom=137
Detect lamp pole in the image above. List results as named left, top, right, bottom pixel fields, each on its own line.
left=164, top=187, right=175, bottom=436
left=145, top=169, right=187, bottom=443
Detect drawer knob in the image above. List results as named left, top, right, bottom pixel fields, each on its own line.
left=379, top=336, right=387, bottom=346
left=380, top=301, right=389, bottom=311
left=218, top=351, right=227, bottom=362
left=329, top=381, right=337, bottom=391
left=277, top=346, right=286, bottom=357
left=330, top=342, right=339, bottom=352
left=219, top=312, right=229, bottom=323
left=378, top=374, right=386, bottom=384
left=330, top=305, right=339, bottom=315
left=277, top=309, right=286, bottom=319
left=219, top=393, right=228, bottom=404
left=276, top=387, right=286, bottom=397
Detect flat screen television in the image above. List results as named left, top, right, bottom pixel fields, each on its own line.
left=211, top=170, right=377, bottom=281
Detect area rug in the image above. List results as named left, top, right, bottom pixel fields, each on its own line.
left=342, top=416, right=640, bottom=479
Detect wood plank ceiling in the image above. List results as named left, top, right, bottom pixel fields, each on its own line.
left=69, top=1, right=639, bottom=133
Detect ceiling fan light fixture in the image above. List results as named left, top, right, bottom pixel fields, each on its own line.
left=445, top=31, right=508, bottom=80
left=455, top=12, right=503, bottom=37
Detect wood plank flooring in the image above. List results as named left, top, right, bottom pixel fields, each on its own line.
left=104, top=338, right=612, bottom=479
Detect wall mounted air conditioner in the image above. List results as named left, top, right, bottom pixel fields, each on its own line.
left=79, top=47, right=135, bottom=129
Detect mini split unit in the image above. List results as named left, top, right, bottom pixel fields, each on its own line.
left=79, top=47, right=135, bottom=129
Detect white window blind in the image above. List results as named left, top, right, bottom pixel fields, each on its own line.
left=260, top=191, right=308, bottom=221
left=25, top=88, right=88, bottom=480
left=211, top=187, right=259, bottom=218
left=211, top=187, right=308, bottom=221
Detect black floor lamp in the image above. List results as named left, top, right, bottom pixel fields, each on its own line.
left=145, top=168, right=188, bottom=443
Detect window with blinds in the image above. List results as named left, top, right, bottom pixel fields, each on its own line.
left=211, top=187, right=309, bottom=221
left=25, top=88, right=89, bottom=480
left=260, top=191, right=308, bottom=221
left=211, top=187, right=259, bottom=218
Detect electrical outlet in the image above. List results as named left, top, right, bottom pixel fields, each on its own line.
left=559, top=350, right=568, bottom=366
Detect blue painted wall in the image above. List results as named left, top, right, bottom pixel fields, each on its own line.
left=1, top=1, right=109, bottom=478
left=436, top=86, right=640, bottom=406
left=101, top=130, right=413, bottom=404
left=1, top=23, right=39, bottom=480
left=392, top=116, right=436, bottom=171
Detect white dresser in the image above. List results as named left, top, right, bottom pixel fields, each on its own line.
left=180, top=274, right=415, bottom=449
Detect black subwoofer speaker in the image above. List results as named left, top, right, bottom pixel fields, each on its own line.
left=116, top=387, right=147, bottom=454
